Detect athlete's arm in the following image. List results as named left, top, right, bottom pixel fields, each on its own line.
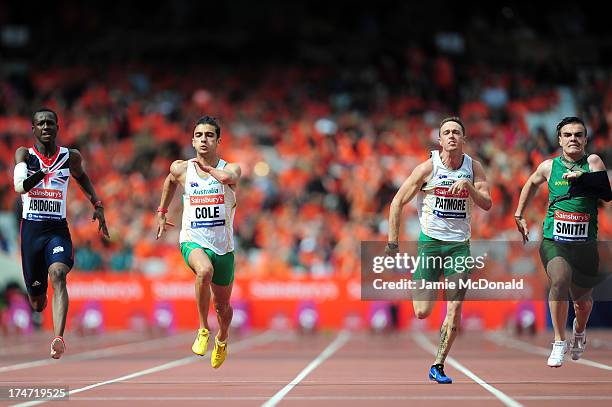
left=196, top=162, right=241, bottom=186
left=156, top=160, right=185, bottom=239
left=13, top=147, right=48, bottom=193
left=387, top=160, right=433, bottom=247
left=514, top=159, right=552, bottom=242
left=460, top=159, right=492, bottom=211
left=69, top=149, right=109, bottom=238
left=587, top=154, right=606, bottom=172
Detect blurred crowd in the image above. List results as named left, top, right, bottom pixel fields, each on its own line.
left=1, top=57, right=610, bottom=278
left=1, top=3, right=611, bottom=278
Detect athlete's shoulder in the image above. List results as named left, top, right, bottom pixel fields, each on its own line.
left=14, top=146, right=29, bottom=163
left=586, top=154, right=606, bottom=171
left=170, top=159, right=188, bottom=175
left=415, top=158, right=434, bottom=174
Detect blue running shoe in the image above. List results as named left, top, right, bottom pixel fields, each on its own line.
left=429, top=364, right=452, bottom=384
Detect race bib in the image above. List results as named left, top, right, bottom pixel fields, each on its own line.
left=553, top=210, right=589, bottom=241
left=189, top=194, right=226, bottom=228
left=26, top=188, right=63, bottom=220
left=432, top=187, right=468, bottom=219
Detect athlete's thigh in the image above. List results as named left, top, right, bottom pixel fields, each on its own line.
left=445, top=272, right=468, bottom=302
left=44, top=233, right=74, bottom=272
left=187, top=247, right=214, bottom=275
left=20, top=222, right=47, bottom=296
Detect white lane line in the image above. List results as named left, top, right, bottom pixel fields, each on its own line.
left=0, top=331, right=141, bottom=356
left=64, top=395, right=612, bottom=401
left=11, top=331, right=278, bottom=407
left=0, top=332, right=192, bottom=373
left=261, top=331, right=351, bottom=407
left=413, top=332, right=523, bottom=407
left=486, top=332, right=612, bottom=371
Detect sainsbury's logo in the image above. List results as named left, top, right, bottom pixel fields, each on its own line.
left=28, top=188, right=63, bottom=200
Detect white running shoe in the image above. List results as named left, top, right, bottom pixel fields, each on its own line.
left=570, top=318, right=586, bottom=361
left=547, top=340, right=567, bottom=367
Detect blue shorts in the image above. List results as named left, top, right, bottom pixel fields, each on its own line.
left=20, top=219, right=74, bottom=296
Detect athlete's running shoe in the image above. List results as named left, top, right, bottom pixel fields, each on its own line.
left=428, top=364, right=452, bottom=384
left=570, top=318, right=586, bottom=361
left=547, top=340, right=567, bottom=367
left=50, top=336, right=65, bottom=359
left=211, top=336, right=228, bottom=369
left=191, top=328, right=210, bottom=356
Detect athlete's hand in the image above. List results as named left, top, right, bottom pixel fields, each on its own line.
left=93, top=207, right=110, bottom=239
left=562, top=171, right=583, bottom=181
left=156, top=213, right=176, bottom=240
left=384, top=242, right=399, bottom=257
left=514, top=216, right=529, bottom=244
left=195, top=162, right=214, bottom=173
left=447, top=179, right=471, bottom=196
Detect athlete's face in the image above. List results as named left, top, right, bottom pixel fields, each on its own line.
left=193, top=124, right=219, bottom=155
left=32, top=112, right=58, bottom=144
left=558, top=123, right=586, bottom=156
left=438, top=121, right=464, bottom=152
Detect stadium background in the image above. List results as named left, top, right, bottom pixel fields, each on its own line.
left=0, top=1, right=611, bottom=334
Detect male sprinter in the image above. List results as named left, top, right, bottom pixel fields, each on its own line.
left=386, top=117, right=492, bottom=383
left=515, top=117, right=610, bottom=367
left=156, top=115, right=240, bottom=368
left=14, top=108, right=109, bottom=358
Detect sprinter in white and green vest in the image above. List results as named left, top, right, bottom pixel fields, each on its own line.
left=156, top=116, right=240, bottom=369
left=387, top=117, right=492, bottom=384
left=515, top=117, right=610, bottom=368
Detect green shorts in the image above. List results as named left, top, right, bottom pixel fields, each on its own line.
left=539, top=238, right=601, bottom=289
left=412, top=231, right=472, bottom=282
left=180, top=242, right=235, bottom=286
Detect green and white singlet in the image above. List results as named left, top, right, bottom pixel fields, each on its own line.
left=542, top=156, right=598, bottom=242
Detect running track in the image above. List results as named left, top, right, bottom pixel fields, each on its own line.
left=1, top=329, right=611, bottom=406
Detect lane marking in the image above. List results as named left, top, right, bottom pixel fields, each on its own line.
left=487, top=332, right=612, bottom=371
left=11, top=331, right=278, bottom=407
left=0, top=332, right=193, bottom=373
left=413, top=332, right=523, bottom=407
left=261, top=331, right=351, bottom=407
left=64, top=395, right=612, bottom=401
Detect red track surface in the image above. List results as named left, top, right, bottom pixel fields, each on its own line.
left=1, top=329, right=611, bottom=406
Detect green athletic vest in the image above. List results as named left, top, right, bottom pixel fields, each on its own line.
left=542, top=156, right=598, bottom=241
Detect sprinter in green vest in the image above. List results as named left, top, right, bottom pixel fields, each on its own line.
left=515, top=117, right=609, bottom=367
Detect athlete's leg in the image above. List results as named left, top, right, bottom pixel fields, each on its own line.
left=28, top=294, right=47, bottom=312
left=48, top=262, right=69, bottom=337
left=434, top=299, right=464, bottom=364
left=211, top=282, right=233, bottom=342
left=188, top=248, right=214, bottom=330
left=546, top=257, right=572, bottom=341
left=570, top=284, right=593, bottom=334
left=412, top=286, right=437, bottom=319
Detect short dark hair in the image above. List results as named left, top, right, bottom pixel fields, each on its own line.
left=32, top=108, right=58, bottom=124
left=556, top=116, right=587, bottom=138
left=194, top=115, right=221, bottom=138
left=439, top=116, right=465, bottom=137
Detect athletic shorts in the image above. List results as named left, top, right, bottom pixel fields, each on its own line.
left=180, top=242, right=234, bottom=286
left=413, top=231, right=472, bottom=282
left=20, top=219, right=73, bottom=296
left=539, top=238, right=602, bottom=289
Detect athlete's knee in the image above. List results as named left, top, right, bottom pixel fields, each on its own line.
left=214, top=301, right=232, bottom=316
left=549, top=275, right=571, bottom=293
left=414, top=307, right=432, bottom=319
left=48, top=266, right=68, bottom=285
left=29, top=295, right=47, bottom=312
left=574, top=298, right=593, bottom=311
left=194, top=265, right=213, bottom=285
